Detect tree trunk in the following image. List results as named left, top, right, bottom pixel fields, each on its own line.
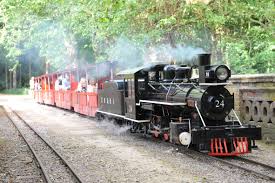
left=77, top=58, right=80, bottom=81
left=5, top=61, right=8, bottom=89
left=9, top=70, right=12, bottom=89
left=167, top=32, right=176, bottom=48
left=223, top=46, right=229, bottom=66
left=211, top=34, right=218, bottom=64
left=29, top=59, right=32, bottom=80
left=13, top=69, right=16, bottom=88
left=45, top=62, right=49, bottom=74
left=217, top=35, right=223, bottom=63
left=19, top=64, right=22, bottom=88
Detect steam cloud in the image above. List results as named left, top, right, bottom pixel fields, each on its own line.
left=107, top=37, right=205, bottom=70
left=26, top=18, right=206, bottom=77
left=96, top=119, right=131, bottom=136
left=26, top=19, right=77, bottom=72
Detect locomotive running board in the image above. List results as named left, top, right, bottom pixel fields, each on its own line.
left=96, top=110, right=150, bottom=123
left=199, top=83, right=231, bottom=86
left=137, top=100, right=186, bottom=106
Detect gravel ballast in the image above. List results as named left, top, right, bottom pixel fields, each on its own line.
left=0, top=106, right=44, bottom=183
left=1, top=95, right=275, bottom=183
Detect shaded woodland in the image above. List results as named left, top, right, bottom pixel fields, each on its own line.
left=0, top=0, right=274, bottom=89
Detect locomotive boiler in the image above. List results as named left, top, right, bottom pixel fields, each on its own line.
left=97, top=53, right=261, bottom=156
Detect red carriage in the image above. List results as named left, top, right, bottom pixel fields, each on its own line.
left=33, top=62, right=113, bottom=117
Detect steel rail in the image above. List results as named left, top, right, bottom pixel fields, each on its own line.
left=212, top=156, right=275, bottom=182
left=176, top=145, right=275, bottom=182
left=131, top=132, right=275, bottom=182
left=3, top=106, right=85, bottom=183
left=234, top=156, right=275, bottom=171
left=1, top=106, right=50, bottom=183
left=175, top=144, right=275, bottom=182
left=24, top=102, right=275, bottom=182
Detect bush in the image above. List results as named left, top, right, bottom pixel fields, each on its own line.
left=0, top=88, right=29, bottom=95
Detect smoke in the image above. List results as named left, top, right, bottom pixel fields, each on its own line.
left=145, top=44, right=205, bottom=65
left=107, top=37, right=145, bottom=69
left=27, top=20, right=77, bottom=71
left=23, top=17, right=206, bottom=78
left=96, top=119, right=131, bottom=136
left=107, top=37, right=205, bottom=71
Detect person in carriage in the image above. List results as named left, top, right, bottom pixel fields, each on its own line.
left=87, top=78, right=98, bottom=93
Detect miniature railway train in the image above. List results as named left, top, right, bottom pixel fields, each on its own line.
left=33, top=53, right=261, bottom=156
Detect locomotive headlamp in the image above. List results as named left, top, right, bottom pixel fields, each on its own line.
left=204, top=65, right=231, bottom=82
left=215, top=65, right=230, bottom=81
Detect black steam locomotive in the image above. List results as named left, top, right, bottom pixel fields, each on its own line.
left=96, top=54, right=261, bottom=156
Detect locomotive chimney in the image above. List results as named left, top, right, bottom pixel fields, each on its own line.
left=198, top=53, right=211, bottom=66
left=198, top=53, right=211, bottom=83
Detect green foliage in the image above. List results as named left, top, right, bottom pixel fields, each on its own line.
left=225, top=42, right=257, bottom=74
left=0, top=0, right=274, bottom=87
left=0, top=88, right=28, bottom=95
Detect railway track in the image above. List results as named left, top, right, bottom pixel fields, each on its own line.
left=2, top=106, right=84, bottom=183
left=215, top=156, right=275, bottom=182
left=3, top=103, right=274, bottom=182
left=132, top=133, right=275, bottom=182
left=175, top=142, right=275, bottom=182
left=174, top=142, right=275, bottom=182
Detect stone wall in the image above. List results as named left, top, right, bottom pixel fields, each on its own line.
left=227, top=74, right=275, bottom=143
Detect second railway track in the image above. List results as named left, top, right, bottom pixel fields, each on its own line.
left=216, top=156, right=275, bottom=182
left=134, top=133, right=275, bottom=182
left=2, top=105, right=84, bottom=183
left=175, top=142, right=275, bottom=182
left=177, top=143, right=275, bottom=182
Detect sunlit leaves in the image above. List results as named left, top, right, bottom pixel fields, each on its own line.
left=0, top=0, right=274, bottom=74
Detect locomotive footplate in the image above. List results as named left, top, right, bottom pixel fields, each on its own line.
left=191, top=125, right=261, bottom=156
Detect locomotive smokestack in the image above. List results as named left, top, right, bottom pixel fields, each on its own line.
left=198, top=53, right=211, bottom=83
left=198, top=53, right=211, bottom=66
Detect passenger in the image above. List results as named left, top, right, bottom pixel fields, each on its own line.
left=55, top=79, right=59, bottom=91
left=58, top=76, right=63, bottom=89
left=29, top=77, right=34, bottom=90
left=34, top=81, right=39, bottom=91
left=76, top=77, right=87, bottom=92
left=87, top=78, right=98, bottom=93
left=62, top=75, right=71, bottom=90
left=37, top=82, right=42, bottom=90
left=55, top=77, right=61, bottom=91
left=149, top=72, right=156, bottom=81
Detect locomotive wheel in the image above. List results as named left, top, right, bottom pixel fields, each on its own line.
left=270, top=102, right=275, bottom=123
left=243, top=100, right=252, bottom=122
left=252, top=101, right=261, bottom=122
left=163, top=133, right=169, bottom=141
left=260, top=101, right=271, bottom=123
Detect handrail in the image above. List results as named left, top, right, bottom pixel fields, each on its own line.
left=232, top=109, right=242, bottom=126
left=195, top=102, right=206, bottom=127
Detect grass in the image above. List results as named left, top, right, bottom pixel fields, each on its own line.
left=0, top=88, right=29, bottom=95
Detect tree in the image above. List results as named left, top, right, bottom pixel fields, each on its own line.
left=0, top=0, right=274, bottom=90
